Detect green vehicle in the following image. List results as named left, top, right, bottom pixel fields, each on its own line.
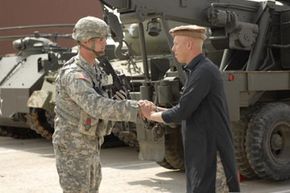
left=98, top=0, right=290, bottom=181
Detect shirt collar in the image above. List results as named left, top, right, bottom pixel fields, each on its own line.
left=183, top=53, right=204, bottom=72
left=76, top=53, right=97, bottom=74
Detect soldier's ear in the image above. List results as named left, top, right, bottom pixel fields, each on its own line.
left=82, top=39, right=91, bottom=45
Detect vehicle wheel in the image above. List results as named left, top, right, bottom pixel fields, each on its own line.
left=158, top=126, right=184, bottom=170
left=216, top=154, right=229, bottom=193
left=0, top=126, right=39, bottom=139
left=111, top=122, right=139, bottom=149
left=232, top=110, right=258, bottom=179
left=246, top=103, right=290, bottom=180
left=27, top=108, right=54, bottom=140
left=156, top=159, right=175, bottom=169
left=102, top=133, right=126, bottom=148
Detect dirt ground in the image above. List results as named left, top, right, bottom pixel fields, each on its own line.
left=1, top=136, right=290, bottom=193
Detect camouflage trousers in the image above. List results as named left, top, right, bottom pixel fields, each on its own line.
left=216, top=155, right=230, bottom=193
left=54, top=144, right=102, bottom=193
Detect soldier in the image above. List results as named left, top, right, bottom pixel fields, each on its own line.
left=140, top=25, right=240, bottom=193
left=52, top=16, right=141, bottom=193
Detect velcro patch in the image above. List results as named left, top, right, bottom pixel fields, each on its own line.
left=75, top=72, right=90, bottom=81
left=84, top=118, right=91, bottom=131
left=85, top=118, right=91, bottom=125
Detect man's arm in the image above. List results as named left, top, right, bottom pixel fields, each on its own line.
left=156, top=106, right=168, bottom=112
left=147, top=111, right=165, bottom=123
left=63, top=71, right=139, bottom=122
left=138, top=100, right=166, bottom=123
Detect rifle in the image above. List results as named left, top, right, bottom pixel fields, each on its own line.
left=97, top=55, right=131, bottom=99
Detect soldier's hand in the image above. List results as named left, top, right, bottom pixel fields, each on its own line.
left=138, top=100, right=156, bottom=120
left=113, top=90, right=127, bottom=100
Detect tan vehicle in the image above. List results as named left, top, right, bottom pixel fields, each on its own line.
left=0, top=34, right=76, bottom=138
left=0, top=0, right=102, bottom=138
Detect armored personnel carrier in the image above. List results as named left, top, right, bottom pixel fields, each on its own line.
left=0, top=32, right=76, bottom=138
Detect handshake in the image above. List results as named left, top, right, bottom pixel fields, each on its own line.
left=137, top=100, right=166, bottom=123
left=137, top=100, right=156, bottom=120
left=112, top=90, right=165, bottom=122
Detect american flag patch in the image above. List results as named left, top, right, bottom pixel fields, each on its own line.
left=75, top=72, right=90, bottom=81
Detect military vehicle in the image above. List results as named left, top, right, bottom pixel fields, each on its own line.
left=99, top=0, right=290, bottom=181
left=0, top=26, right=132, bottom=147
left=0, top=29, right=76, bottom=138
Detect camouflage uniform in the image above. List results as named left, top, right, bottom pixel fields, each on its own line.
left=52, top=53, right=139, bottom=193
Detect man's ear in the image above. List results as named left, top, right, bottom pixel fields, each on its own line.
left=186, top=40, right=192, bottom=49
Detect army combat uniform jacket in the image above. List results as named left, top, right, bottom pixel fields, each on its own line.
left=53, top=54, right=139, bottom=145
left=52, top=54, right=139, bottom=193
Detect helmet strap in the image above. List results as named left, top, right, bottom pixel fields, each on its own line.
left=78, top=39, right=104, bottom=57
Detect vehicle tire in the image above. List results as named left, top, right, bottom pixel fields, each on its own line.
left=111, top=122, right=139, bottom=149
left=0, top=126, right=39, bottom=139
left=102, top=133, right=126, bottom=148
left=232, top=110, right=258, bottom=179
left=27, top=108, right=54, bottom=140
left=156, top=159, right=175, bottom=169
left=158, top=126, right=184, bottom=170
left=246, top=103, right=290, bottom=180
left=216, top=154, right=229, bottom=193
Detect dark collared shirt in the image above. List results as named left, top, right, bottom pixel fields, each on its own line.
left=162, top=54, right=240, bottom=193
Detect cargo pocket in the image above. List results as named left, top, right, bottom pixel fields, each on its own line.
left=79, top=111, right=98, bottom=136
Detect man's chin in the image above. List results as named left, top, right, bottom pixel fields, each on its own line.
left=94, top=51, right=105, bottom=57
left=175, top=57, right=182, bottom=63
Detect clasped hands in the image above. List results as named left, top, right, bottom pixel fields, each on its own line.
left=137, top=100, right=156, bottom=120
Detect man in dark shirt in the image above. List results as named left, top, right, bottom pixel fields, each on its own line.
left=140, top=25, right=240, bottom=193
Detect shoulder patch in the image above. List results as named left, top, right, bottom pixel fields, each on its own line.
left=74, top=72, right=90, bottom=81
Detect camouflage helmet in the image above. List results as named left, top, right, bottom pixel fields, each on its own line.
left=72, top=16, right=109, bottom=41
